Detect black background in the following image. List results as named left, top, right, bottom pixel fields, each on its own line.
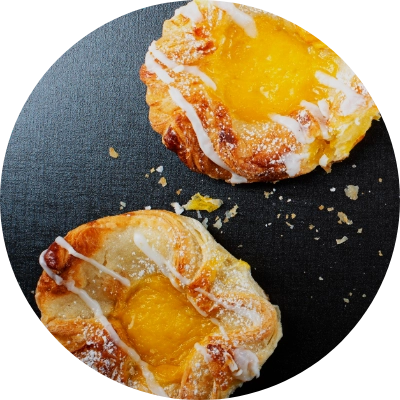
left=2, top=3, right=398, bottom=398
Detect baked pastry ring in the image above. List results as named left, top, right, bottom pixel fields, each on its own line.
left=36, top=210, right=282, bottom=398
left=140, top=0, right=380, bottom=183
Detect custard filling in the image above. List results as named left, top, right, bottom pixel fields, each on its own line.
left=115, top=274, right=215, bottom=385
left=200, top=13, right=338, bottom=122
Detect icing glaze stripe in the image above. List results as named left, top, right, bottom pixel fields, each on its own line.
left=39, top=251, right=168, bottom=397
left=149, top=42, right=217, bottom=90
left=145, top=52, right=246, bottom=183
left=269, top=114, right=313, bottom=145
left=174, top=1, right=203, bottom=24
left=300, top=100, right=330, bottom=140
left=168, top=87, right=247, bottom=184
left=213, top=1, right=257, bottom=38
left=315, top=71, right=365, bottom=116
left=55, top=237, right=130, bottom=287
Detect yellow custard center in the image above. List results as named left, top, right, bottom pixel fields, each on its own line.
left=117, top=274, right=214, bottom=385
left=201, top=13, right=338, bottom=122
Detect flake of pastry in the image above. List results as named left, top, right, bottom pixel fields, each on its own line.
left=223, top=204, right=239, bottom=223
left=171, top=202, right=184, bottom=215
left=285, top=222, right=294, bottom=229
left=327, top=207, right=334, bottom=212
left=357, top=228, right=363, bottom=233
left=343, top=298, right=350, bottom=303
left=109, top=147, right=119, bottom=158
left=336, top=236, right=348, bottom=244
left=337, top=212, right=353, bottom=225
left=183, top=192, right=223, bottom=212
left=378, top=250, right=383, bottom=256
left=309, top=224, right=315, bottom=230
left=176, top=188, right=182, bottom=195
left=344, top=185, right=359, bottom=200
left=330, top=187, right=336, bottom=192
left=144, top=206, right=152, bottom=210
left=158, top=177, right=167, bottom=187
left=319, top=205, right=324, bottom=210
left=150, top=167, right=155, bottom=173
left=156, top=166, right=164, bottom=172
left=213, top=219, right=222, bottom=229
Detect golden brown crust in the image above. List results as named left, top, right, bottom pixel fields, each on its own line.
left=140, top=1, right=380, bottom=183
left=36, top=210, right=282, bottom=398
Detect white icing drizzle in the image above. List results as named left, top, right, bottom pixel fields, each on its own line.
left=300, top=100, right=330, bottom=140
left=39, top=251, right=168, bottom=397
left=168, top=87, right=247, bottom=184
left=133, top=232, right=191, bottom=287
left=195, top=287, right=261, bottom=325
left=269, top=114, right=313, bottom=145
left=145, top=52, right=174, bottom=85
left=175, top=1, right=204, bottom=24
left=194, top=343, right=212, bottom=362
left=145, top=51, right=246, bottom=183
left=54, top=237, right=130, bottom=287
left=319, top=154, right=329, bottom=167
left=318, top=99, right=330, bottom=120
left=148, top=42, right=217, bottom=90
left=213, top=1, right=257, bottom=38
left=315, top=71, right=365, bottom=116
left=188, top=296, right=209, bottom=317
left=282, top=152, right=308, bottom=177
left=232, top=348, right=260, bottom=381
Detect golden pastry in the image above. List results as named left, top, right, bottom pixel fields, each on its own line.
left=140, top=0, right=380, bottom=183
left=36, top=210, right=282, bottom=398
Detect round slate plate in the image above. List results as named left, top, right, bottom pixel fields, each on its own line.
left=1, top=2, right=399, bottom=397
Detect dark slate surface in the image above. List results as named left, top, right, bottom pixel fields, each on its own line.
left=1, top=2, right=399, bottom=397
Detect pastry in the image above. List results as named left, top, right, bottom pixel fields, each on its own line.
left=140, top=1, right=380, bottom=183
left=36, top=210, right=282, bottom=398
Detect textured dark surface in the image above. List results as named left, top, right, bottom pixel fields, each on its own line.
left=1, top=2, right=399, bottom=397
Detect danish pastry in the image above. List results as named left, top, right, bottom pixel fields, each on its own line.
left=140, top=1, right=380, bottom=183
left=36, top=210, right=282, bottom=398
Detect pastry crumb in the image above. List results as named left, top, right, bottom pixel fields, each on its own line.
left=291, top=213, right=296, bottom=219
left=264, top=191, right=272, bottom=199
left=109, top=147, right=119, bottom=158
left=343, top=298, right=350, bottom=303
left=183, top=193, right=223, bottom=212
left=319, top=277, right=324, bottom=281
left=202, top=218, right=209, bottom=229
left=213, top=219, right=223, bottom=229
left=285, top=222, right=294, bottom=229
left=144, top=206, right=151, bottom=210
left=362, top=294, right=366, bottom=298
left=176, top=189, right=182, bottom=195
left=238, top=244, right=243, bottom=248
left=277, top=214, right=281, bottom=219
left=287, top=199, right=292, bottom=202
left=158, top=177, right=167, bottom=187
left=224, top=204, right=239, bottom=223
left=378, top=250, right=383, bottom=256
left=150, top=168, right=155, bottom=173
left=337, top=212, right=353, bottom=225
left=330, top=187, right=336, bottom=192
left=156, top=166, right=164, bottom=173
left=352, top=164, right=356, bottom=168
left=336, top=236, right=348, bottom=245
left=314, top=237, right=320, bottom=240
left=357, top=228, right=363, bottom=234
left=145, top=173, right=149, bottom=178
left=378, top=178, right=382, bottom=183
left=319, top=205, right=324, bottom=210
left=285, top=214, right=289, bottom=220
left=279, top=196, right=283, bottom=200
left=171, top=202, right=184, bottom=215
left=197, top=210, right=202, bottom=219
left=309, top=224, right=315, bottom=230
left=120, top=201, right=126, bottom=208
left=344, top=185, right=359, bottom=200
left=327, top=207, right=334, bottom=212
